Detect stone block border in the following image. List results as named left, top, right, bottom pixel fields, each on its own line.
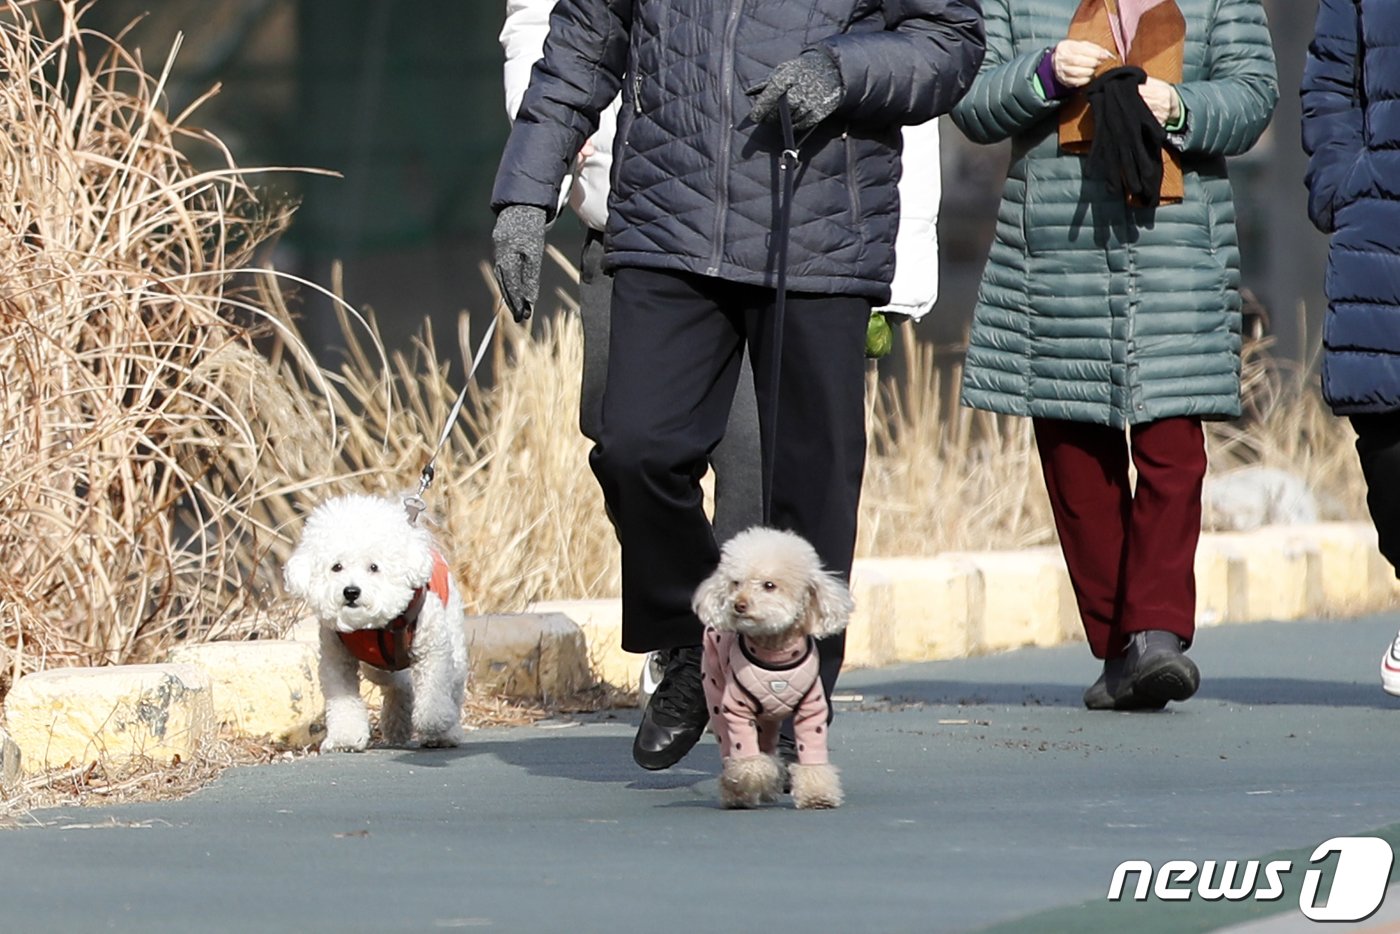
left=1, top=523, right=1394, bottom=774
left=532, top=522, right=1397, bottom=691
left=5, top=664, right=214, bottom=777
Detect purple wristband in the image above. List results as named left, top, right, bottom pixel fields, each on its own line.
left=1036, top=49, right=1073, bottom=101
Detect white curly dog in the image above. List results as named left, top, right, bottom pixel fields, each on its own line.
left=285, top=494, right=468, bottom=752
left=692, top=527, right=854, bottom=809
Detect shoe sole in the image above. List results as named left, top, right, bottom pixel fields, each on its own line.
left=1123, top=656, right=1200, bottom=709
left=1085, top=673, right=1165, bottom=712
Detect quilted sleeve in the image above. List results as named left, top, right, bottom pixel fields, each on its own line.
left=1301, top=0, right=1365, bottom=235
left=490, top=0, right=632, bottom=215
left=1171, top=0, right=1278, bottom=159
left=817, top=0, right=985, bottom=126
left=948, top=0, right=1061, bottom=144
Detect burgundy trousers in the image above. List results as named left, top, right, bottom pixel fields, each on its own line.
left=1032, top=416, right=1207, bottom=660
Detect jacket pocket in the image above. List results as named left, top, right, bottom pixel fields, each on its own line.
left=844, top=133, right=863, bottom=224
left=1332, top=149, right=1372, bottom=223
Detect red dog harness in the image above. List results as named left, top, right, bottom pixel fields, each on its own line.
left=337, top=551, right=452, bottom=671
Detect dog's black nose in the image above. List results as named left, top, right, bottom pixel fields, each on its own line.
left=733, top=600, right=748, bottom=615
left=342, top=585, right=361, bottom=605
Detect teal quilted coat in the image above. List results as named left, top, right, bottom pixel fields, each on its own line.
left=951, top=0, right=1278, bottom=428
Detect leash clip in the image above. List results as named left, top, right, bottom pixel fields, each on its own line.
left=403, top=463, right=435, bottom=525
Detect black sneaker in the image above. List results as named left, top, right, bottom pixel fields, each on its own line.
left=632, top=645, right=708, bottom=770
left=1121, top=630, right=1200, bottom=708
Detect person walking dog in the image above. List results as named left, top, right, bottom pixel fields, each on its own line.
left=950, top=0, right=1277, bottom=711
left=1302, top=0, right=1400, bottom=697
left=492, top=0, right=984, bottom=769
left=500, top=0, right=951, bottom=718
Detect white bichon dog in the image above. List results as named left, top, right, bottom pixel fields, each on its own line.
left=692, top=527, right=854, bottom=810
left=285, top=494, right=468, bottom=752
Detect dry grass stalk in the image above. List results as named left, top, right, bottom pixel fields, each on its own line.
left=1204, top=341, right=1366, bottom=520
left=858, top=325, right=1366, bottom=557
left=859, top=328, right=1055, bottom=557
left=0, top=0, right=345, bottom=702
left=235, top=252, right=623, bottom=617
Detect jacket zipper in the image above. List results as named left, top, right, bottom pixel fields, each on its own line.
left=707, top=0, right=746, bottom=276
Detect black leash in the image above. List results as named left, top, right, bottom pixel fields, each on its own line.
left=762, top=95, right=799, bottom=527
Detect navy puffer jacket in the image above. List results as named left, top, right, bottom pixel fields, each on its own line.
left=1303, top=0, right=1400, bottom=414
left=491, top=0, right=985, bottom=304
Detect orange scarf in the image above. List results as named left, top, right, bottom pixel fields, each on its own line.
left=1058, top=0, right=1186, bottom=206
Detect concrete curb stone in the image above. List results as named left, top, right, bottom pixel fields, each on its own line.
left=465, top=613, right=590, bottom=701
left=167, top=641, right=323, bottom=747
left=5, top=664, right=214, bottom=776
left=527, top=523, right=1398, bottom=694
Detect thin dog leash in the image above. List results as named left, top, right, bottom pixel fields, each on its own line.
left=403, top=310, right=500, bottom=525
left=761, top=94, right=800, bottom=527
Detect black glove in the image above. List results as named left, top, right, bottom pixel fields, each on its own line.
left=749, top=50, right=844, bottom=132
left=1082, top=66, right=1167, bottom=207
left=490, top=204, right=547, bottom=322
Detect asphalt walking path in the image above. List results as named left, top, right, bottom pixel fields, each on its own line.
left=4, top=613, right=1400, bottom=934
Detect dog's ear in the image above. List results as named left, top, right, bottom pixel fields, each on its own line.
left=803, top=571, right=854, bottom=638
left=692, top=566, right=735, bottom=631
left=284, top=543, right=315, bottom=599
left=403, top=534, right=436, bottom=588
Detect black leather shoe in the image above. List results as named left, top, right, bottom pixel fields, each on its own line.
left=1120, top=630, right=1200, bottom=708
left=632, top=645, right=707, bottom=770
left=1083, top=657, right=1128, bottom=710
left=1083, top=656, right=1166, bottom=711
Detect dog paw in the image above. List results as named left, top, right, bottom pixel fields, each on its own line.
left=419, top=725, right=467, bottom=748
left=320, top=734, right=369, bottom=754
left=720, top=755, right=782, bottom=809
left=789, top=762, right=843, bottom=809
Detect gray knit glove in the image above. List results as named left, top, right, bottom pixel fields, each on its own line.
left=749, top=50, right=844, bottom=132
left=491, top=204, right=547, bottom=322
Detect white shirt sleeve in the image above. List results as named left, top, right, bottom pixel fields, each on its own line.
left=880, top=119, right=942, bottom=320
left=500, top=0, right=552, bottom=120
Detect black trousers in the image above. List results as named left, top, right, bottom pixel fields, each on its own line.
left=1352, top=412, right=1400, bottom=576
left=590, top=265, right=870, bottom=698
left=578, top=231, right=764, bottom=546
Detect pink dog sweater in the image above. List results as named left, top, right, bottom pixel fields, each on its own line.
left=701, top=627, right=832, bottom=765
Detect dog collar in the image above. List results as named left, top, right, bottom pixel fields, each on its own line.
left=336, top=551, right=451, bottom=671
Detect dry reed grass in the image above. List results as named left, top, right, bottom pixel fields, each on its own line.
left=0, top=0, right=344, bottom=703
left=857, top=326, right=1367, bottom=557
left=248, top=252, right=622, bottom=617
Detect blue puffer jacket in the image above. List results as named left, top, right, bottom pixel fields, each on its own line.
left=1303, top=0, right=1400, bottom=414
left=491, top=0, right=985, bottom=304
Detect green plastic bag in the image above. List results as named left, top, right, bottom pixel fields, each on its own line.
left=865, top=311, right=893, bottom=359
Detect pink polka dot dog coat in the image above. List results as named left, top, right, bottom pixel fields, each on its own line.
left=701, top=626, right=832, bottom=765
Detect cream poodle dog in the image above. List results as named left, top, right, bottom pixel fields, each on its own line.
left=285, top=494, right=468, bottom=752
left=692, top=527, right=854, bottom=809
